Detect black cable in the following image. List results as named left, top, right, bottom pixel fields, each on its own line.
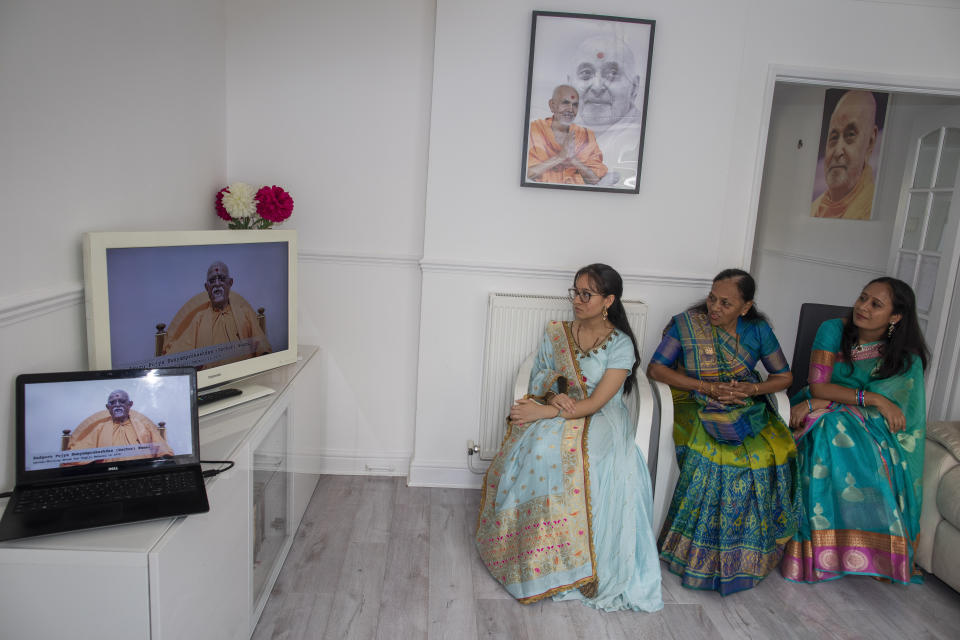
left=0, top=490, right=12, bottom=499
left=200, top=459, right=235, bottom=478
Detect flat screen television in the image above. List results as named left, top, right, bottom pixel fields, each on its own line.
left=82, top=230, right=297, bottom=408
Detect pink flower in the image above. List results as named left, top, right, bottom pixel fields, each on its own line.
left=214, top=187, right=231, bottom=221
left=256, top=185, right=294, bottom=223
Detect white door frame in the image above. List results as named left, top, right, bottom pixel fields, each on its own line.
left=742, top=65, right=960, bottom=271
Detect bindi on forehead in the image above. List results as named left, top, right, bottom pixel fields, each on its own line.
left=597, top=51, right=605, bottom=59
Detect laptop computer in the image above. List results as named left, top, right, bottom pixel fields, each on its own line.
left=0, top=367, right=209, bottom=542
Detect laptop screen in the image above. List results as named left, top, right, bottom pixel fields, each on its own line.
left=16, top=368, right=199, bottom=482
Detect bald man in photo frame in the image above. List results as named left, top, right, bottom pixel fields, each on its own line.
left=811, top=90, right=880, bottom=220
left=567, top=34, right=646, bottom=189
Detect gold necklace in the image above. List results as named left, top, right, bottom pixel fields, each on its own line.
left=576, top=324, right=601, bottom=352
left=575, top=322, right=612, bottom=358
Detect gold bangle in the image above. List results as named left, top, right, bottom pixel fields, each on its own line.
left=754, top=384, right=759, bottom=396
left=555, top=405, right=562, bottom=418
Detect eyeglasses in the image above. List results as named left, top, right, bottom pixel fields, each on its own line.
left=568, top=287, right=601, bottom=303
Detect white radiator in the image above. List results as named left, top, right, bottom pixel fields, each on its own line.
left=477, top=293, right=647, bottom=460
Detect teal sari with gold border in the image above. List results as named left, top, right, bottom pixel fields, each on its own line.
left=782, top=318, right=925, bottom=585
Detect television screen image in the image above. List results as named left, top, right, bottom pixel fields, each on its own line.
left=22, top=374, right=195, bottom=471
left=84, top=231, right=298, bottom=392
left=105, top=242, right=288, bottom=370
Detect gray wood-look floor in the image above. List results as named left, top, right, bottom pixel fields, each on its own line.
left=253, top=475, right=960, bottom=640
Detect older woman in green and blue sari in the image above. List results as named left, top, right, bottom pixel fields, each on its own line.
left=782, top=277, right=928, bottom=585
left=648, top=269, right=799, bottom=595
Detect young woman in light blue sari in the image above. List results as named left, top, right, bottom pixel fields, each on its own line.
left=782, top=277, right=928, bottom=585
left=476, top=264, right=662, bottom=612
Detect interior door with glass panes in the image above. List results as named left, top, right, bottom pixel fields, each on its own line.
left=888, top=109, right=960, bottom=418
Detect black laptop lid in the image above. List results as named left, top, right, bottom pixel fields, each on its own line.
left=16, top=367, right=199, bottom=485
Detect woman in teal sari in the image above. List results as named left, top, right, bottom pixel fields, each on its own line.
left=476, top=264, right=662, bottom=612
left=648, top=269, right=799, bottom=595
left=782, top=277, right=928, bottom=585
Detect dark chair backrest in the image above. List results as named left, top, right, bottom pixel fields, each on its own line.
left=788, top=303, right=852, bottom=398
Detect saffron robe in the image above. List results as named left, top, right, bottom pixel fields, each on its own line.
left=162, top=292, right=271, bottom=367
left=67, top=409, right=174, bottom=462
left=527, top=118, right=608, bottom=185
left=811, top=164, right=876, bottom=220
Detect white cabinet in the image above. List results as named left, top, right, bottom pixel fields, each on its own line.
left=0, top=346, right=321, bottom=640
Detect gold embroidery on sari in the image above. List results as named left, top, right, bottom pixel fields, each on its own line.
left=810, top=350, right=835, bottom=366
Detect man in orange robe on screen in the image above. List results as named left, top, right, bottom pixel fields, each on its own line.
left=527, top=85, right=608, bottom=186
left=64, top=389, right=173, bottom=464
left=161, top=260, right=271, bottom=367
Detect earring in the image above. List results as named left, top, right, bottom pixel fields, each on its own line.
left=602, top=307, right=608, bottom=321
left=887, top=322, right=896, bottom=338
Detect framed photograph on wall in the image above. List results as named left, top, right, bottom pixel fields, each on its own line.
left=520, top=11, right=655, bottom=194
left=811, top=88, right=890, bottom=220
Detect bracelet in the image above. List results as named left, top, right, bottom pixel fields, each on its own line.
left=806, top=399, right=813, bottom=412
left=697, top=380, right=704, bottom=394
left=856, top=389, right=866, bottom=407
left=754, top=384, right=759, bottom=396
left=555, top=405, right=563, bottom=418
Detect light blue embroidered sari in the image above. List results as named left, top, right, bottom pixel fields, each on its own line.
left=477, top=321, right=663, bottom=611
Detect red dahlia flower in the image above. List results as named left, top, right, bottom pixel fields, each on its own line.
left=255, top=185, right=294, bottom=223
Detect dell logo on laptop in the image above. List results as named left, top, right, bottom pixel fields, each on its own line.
left=108, top=466, right=119, bottom=471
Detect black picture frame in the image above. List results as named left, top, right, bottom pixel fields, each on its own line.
left=521, top=11, right=655, bottom=194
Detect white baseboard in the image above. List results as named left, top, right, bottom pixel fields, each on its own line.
left=289, top=452, right=487, bottom=489
left=288, top=450, right=411, bottom=477
left=407, top=458, right=486, bottom=489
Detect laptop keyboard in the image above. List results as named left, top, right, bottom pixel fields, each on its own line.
left=13, top=471, right=199, bottom=513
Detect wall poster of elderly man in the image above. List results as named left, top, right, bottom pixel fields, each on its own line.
left=811, top=88, right=890, bottom=220
left=521, top=11, right=655, bottom=194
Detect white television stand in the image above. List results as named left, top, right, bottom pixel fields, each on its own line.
left=0, top=346, right=321, bottom=640
left=198, top=382, right=275, bottom=417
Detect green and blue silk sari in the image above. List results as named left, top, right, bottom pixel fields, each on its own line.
left=652, top=310, right=799, bottom=595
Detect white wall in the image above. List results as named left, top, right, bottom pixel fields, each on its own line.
left=411, top=0, right=960, bottom=487
left=223, top=0, right=436, bottom=475
left=0, top=0, right=226, bottom=487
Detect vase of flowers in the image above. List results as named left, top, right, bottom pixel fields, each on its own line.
left=216, top=182, right=294, bottom=229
